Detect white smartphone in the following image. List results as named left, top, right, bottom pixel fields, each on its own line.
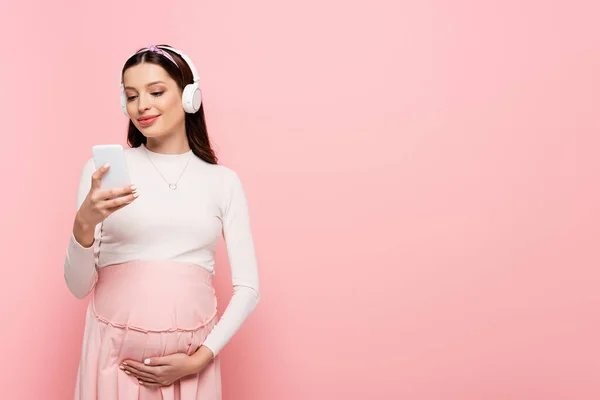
left=92, top=144, right=131, bottom=189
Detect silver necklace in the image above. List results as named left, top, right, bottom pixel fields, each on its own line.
left=143, top=145, right=193, bottom=190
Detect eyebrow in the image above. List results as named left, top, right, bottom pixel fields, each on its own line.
left=123, top=81, right=166, bottom=90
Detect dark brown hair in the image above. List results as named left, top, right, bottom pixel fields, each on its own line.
left=121, top=44, right=218, bottom=164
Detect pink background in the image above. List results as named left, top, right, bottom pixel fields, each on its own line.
left=1, top=0, right=599, bottom=399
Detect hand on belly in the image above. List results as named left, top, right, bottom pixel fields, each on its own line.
left=120, top=353, right=196, bottom=388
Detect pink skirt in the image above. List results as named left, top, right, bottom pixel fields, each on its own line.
left=74, top=260, right=222, bottom=400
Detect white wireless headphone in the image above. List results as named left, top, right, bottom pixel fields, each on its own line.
left=120, top=45, right=202, bottom=117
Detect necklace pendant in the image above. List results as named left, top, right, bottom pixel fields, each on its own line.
left=169, top=183, right=178, bottom=190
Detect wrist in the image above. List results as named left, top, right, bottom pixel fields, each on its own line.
left=73, top=213, right=95, bottom=248
left=74, top=211, right=92, bottom=229
left=188, top=345, right=214, bottom=374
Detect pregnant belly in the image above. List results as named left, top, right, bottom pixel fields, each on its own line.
left=91, top=260, right=217, bottom=361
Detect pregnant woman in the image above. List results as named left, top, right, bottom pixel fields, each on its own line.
left=63, top=44, right=260, bottom=400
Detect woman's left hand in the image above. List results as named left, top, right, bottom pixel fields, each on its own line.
left=120, top=353, right=196, bottom=387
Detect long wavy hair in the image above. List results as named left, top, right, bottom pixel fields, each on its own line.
left=121, top=44, right=218, bottom=164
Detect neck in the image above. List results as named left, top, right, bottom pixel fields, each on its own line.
left=145, top=132, right=190, bottom=155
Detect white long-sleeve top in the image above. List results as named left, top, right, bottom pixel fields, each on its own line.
left=63, top=143, right=260, bottom=356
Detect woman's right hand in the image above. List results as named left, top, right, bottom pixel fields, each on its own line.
left=73, top=163, right=139, bottom=247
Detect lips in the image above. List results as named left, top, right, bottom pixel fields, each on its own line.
left=138, top=115, right=160, bottom=126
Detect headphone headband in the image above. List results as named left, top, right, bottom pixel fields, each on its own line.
left=155, top=45, right=200, bottom=83
left=120, top=45, right=199, bottom=84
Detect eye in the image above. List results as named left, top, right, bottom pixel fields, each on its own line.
left=126, top=95, right=137, bottom=102
left=151, top=91, right=164, bottom=97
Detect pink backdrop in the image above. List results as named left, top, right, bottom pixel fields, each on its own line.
left=1, top=0, right=599, bottom=399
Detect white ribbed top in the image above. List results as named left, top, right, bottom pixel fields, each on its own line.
left=63, top=144, right=260, bottom=356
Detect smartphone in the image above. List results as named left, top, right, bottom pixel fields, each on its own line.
left=92, top=144, right=131, bottom=189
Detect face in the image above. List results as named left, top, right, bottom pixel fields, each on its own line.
left=122, top=62, right=185, bottom=138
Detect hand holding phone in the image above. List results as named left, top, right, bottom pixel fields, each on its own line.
left=75, top=145, right=139, bottom=232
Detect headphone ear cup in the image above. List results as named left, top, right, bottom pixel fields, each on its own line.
left=182, top=83, right=201, bottom=113
left=120, top=84, right=129, bottom=117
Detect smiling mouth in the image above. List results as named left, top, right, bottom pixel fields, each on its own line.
left=138, top=115, right=160, bottom=126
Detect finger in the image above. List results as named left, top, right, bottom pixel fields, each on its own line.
left=121, top=361, right=159, bottom=376
left=139, top=380, right=162, bottom=388
left=127, top=369, right=157, bottom=383
left=103, top=194, right=138, bottom=214
left=101, top=190, right=139, bottom=210
left=90, top=164, right=110, bottom=190
left=97, top=185, right=138, bottom=201
left=106, top=202, right=129, bottom=214
left=121, top=365, right=157, bottom=381
left=143, top=356, right=171, bottom=367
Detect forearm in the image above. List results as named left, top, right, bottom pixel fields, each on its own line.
left=63, top=214, right=99, bottom=299
left=64, top=157, right=99, bottom=299
left=200, top=285, right=259, bottom=356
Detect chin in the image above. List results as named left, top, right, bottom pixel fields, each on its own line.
left=136, top=125, right=161, bottom=135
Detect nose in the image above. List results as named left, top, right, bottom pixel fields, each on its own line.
left=137, top=93, right=152, bottom=114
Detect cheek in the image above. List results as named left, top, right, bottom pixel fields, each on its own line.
left=162, top=91, right=181, bottom=106
left=161, top=96, right=185, bottom=121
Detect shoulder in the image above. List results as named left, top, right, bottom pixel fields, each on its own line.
left=124, top=146, right=142, bottom=160
left=199, top=160, right=242, bottom=186
left=202, top=163, right=248, bottom=206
